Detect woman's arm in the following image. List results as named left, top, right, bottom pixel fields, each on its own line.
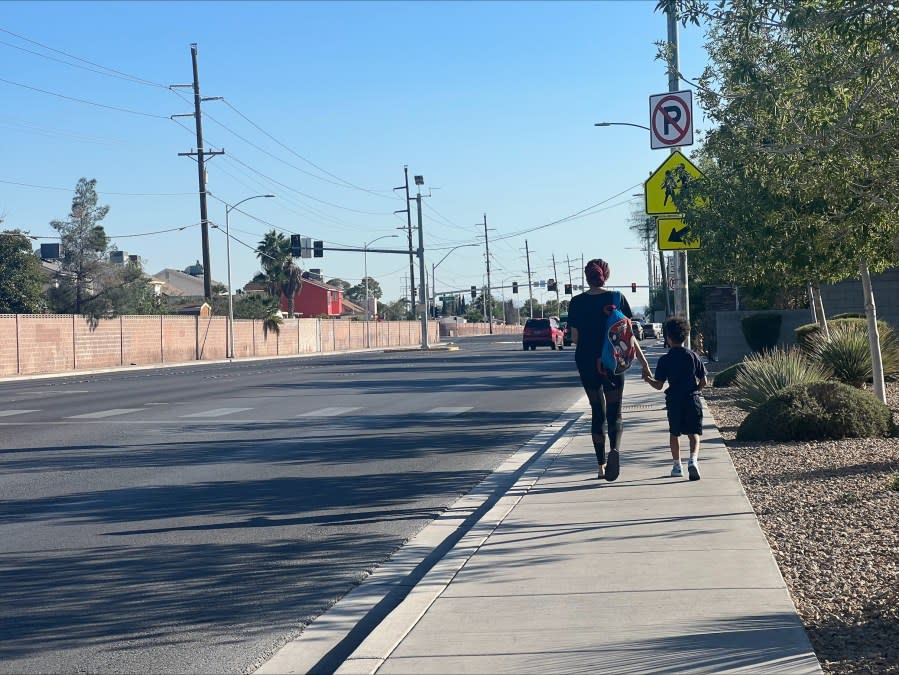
left=633, top=335, right=651, bottom=377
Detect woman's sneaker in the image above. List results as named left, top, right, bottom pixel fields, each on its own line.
left=670, top=463, right=684, bottom=478
left=688, top=458, right=701, bottom=481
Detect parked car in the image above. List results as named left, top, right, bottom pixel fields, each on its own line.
left=631, top=319, right=645, bottom=341
left=642, top=321, right=663, bottom=340
left=522, top=317, right=565, bottom=350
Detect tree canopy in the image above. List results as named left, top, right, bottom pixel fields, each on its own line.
left=663, top=0, right=899, bottom=306
left=0, top=229, right=45, bottom=313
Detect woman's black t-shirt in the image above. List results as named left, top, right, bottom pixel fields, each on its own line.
left=566, top=290, right=633, bottom=358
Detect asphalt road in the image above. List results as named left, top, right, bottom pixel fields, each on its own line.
left=0, top=335, right=586, bottom=674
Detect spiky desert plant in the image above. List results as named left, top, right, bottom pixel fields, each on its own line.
left=734, top=347, right=830, bottom=412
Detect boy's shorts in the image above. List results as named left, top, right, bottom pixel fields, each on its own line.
left=666, top=393, right=703, bottom=436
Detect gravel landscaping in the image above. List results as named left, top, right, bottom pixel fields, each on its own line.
left=703, top=377, right=899, bottom=674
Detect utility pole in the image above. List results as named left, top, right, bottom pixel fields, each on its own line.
left=414, top=184, right=429, bottom=349
left=525, top=240, right=534, bottom=319
left=566, top=255, right=574, bottom=291
left=581, top=254, right=585, bottom=291
left=482, top=213, right=493, bottom=334
left=665, top=3, right=690, bottom=347
left=393, top=167, right=416, bottom=318
left=552, top=254, right=560, bottom=312
left=172, top=43, right=223, bottom=302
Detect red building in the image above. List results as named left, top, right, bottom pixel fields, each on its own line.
left=279, top=276, right=344, bottom=317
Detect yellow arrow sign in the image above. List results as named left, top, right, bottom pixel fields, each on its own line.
left=657, top=216, right=701, bottom=250
left=644, top=150, right=704, bottom=215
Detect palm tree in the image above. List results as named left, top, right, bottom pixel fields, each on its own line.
left=255, top=229, right=303, bottom=317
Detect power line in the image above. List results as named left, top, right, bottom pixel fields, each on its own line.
left=0, top=26, right=168, bottom=88
left=0, top=177, right=194, bottom=196
left=0, top=76, right=170, bottom=118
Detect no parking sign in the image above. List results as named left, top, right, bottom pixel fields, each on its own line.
left=649, top=90, right=693, bottom=149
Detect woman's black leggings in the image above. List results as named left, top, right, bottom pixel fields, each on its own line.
left=576, top=359, right=624, bottom=466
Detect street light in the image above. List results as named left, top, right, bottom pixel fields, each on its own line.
left=431, top=244, right=479, bottom=319
left=364, top=234, right=398, bottom=348
left=224, top=194, right=274, bottom=358
left=594, top=121, right=652, bottom=131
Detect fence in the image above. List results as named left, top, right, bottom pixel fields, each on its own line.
left=0, top=314, right=440, bottom=377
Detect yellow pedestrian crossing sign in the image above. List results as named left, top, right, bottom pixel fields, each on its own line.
left=657, top=216, right=700, bottom=250
left=644, top=150, right=704, bottom=215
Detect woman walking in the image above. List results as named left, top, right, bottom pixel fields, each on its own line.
left=566, top=259, right=651, bottom=481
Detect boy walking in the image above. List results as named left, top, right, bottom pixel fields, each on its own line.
left=642, top=317, right=708, bottom=481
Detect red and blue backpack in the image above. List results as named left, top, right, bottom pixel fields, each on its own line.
left=597, top=291, right=636, bottom=376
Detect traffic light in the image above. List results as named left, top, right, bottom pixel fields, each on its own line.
left=631, top=282, right=637, bottom=293
left=564, top=283, right=572, bottom=295
left=512, top=281, right=518, bottom=294
left=313, top=240, right=324, bottom=258
left=547, top=278, right=557, bottom=292
left=290, top=234, right=302, bottom=258
left=470, top=285, right=477, bottom=299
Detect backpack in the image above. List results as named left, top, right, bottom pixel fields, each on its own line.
left=597, top=291, right=636, bottom=376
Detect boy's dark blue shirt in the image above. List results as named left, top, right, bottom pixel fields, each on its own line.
left=654, top=346, right=707, bottom=399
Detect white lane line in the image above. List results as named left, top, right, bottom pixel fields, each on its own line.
left=180, top=407, right=253, bottom=418
left=0, top=409, right=39, bottom=417
left=66, top=408, right=145, bottom=419
left=426, top=406, right=472, bottom=415
left=296, top=407, right=361, bottom=418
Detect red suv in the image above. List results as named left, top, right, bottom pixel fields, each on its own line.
left=522, top=317, right=564, bottom=351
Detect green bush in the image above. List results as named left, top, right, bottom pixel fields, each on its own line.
left=737, top=381, right=895, bottom=441
left=713, top=363, right=743, bottom=387
left=741, top=312, right=782, bottom=353
left=796, top=317, right=893, bottom=352
left=733, top=347, right=830, bottom=412
left=804, top=321, right=899, bottom=386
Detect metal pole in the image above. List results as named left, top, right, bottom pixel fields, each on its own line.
left=404, top=166, right=416, bottom=317
left=483, top=213, right=493, bottom=334
left=525, top=240, right=534, bottom=319
left=431, top=263, right=436, bottom=319
left=364, top=242, right=370, bottom=348
left=225, top=206, right=234, bottom=358
left=666, top=3, right=690, bottom=348
left=416, top=192, right=429, bottom=349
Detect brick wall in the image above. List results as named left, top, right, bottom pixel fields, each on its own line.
left=0, top=315, right=18, bottom=377
left=0, top=316, right=438, bottom=377
left=74, top=317, right=122, bottom=370
left=17, top=315, right=75, bottom=374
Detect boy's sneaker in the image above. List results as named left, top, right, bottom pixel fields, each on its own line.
left=688, top=458, right=701, bottom=481
left=670, top=463, right=684, bottom=478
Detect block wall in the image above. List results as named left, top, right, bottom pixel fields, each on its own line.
left=122, top=316, right=163, bottom=366
left=0, top=316, right=18, bottom=377
left=17, top=314, right=75, bottom=374
left=74, top=317, right=122, bottom=370
left=162, top=316, right=197, bottom=363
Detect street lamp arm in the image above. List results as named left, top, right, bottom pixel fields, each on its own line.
left=433, top=243, right=479, bottom=270
left=594, top=121, right=651, bottom=132
left=227, top=193, right=276, bottom=214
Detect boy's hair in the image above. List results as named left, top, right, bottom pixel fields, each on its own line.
left=664, top=316, right=690, bottom=344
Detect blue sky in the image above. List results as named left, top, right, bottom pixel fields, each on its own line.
left=0, top=1, right=710, bottom=312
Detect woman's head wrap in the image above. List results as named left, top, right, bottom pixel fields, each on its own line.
left=585, top=258, right=610, bottom=287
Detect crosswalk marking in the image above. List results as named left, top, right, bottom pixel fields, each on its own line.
left=296, top=407, right=361, bottom=418
left=66, top=408, right=145, bottom=419
left=0, top=409, right=39, bottom=417
left=426, top=406, right=472, bottom=415
left=180, top=407, right=253, bottom=418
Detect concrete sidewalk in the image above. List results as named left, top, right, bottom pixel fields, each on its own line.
left=330, top=371, right=822, bottom=674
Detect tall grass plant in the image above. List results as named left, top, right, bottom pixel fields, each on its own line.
left=734, top=347, right=830, bottom=412
left=805, top=322, right=899, bottom=387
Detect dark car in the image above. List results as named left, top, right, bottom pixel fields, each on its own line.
left=522, top=317, right=564, bottom=350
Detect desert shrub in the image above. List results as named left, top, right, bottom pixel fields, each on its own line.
left=713, top=363, right=743, bottom=387
left=796, top=317, right=893, bottom=353
left=737, top=381, right=895, bottom=441
left=741, top=312, right=782, bottom=353
left=733, top=347, right=830, bottom=412
left=804, top=321, right=899, bottom=386
left=831, top=313, right=864, bottom=319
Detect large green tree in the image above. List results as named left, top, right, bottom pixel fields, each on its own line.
left=0, top=229, right=44, bottom=313
left=665, top=0, right=899, bottom=398
left=49, top=178, right=110, bottom=314
left=345, top=277, right=382, bottom=306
